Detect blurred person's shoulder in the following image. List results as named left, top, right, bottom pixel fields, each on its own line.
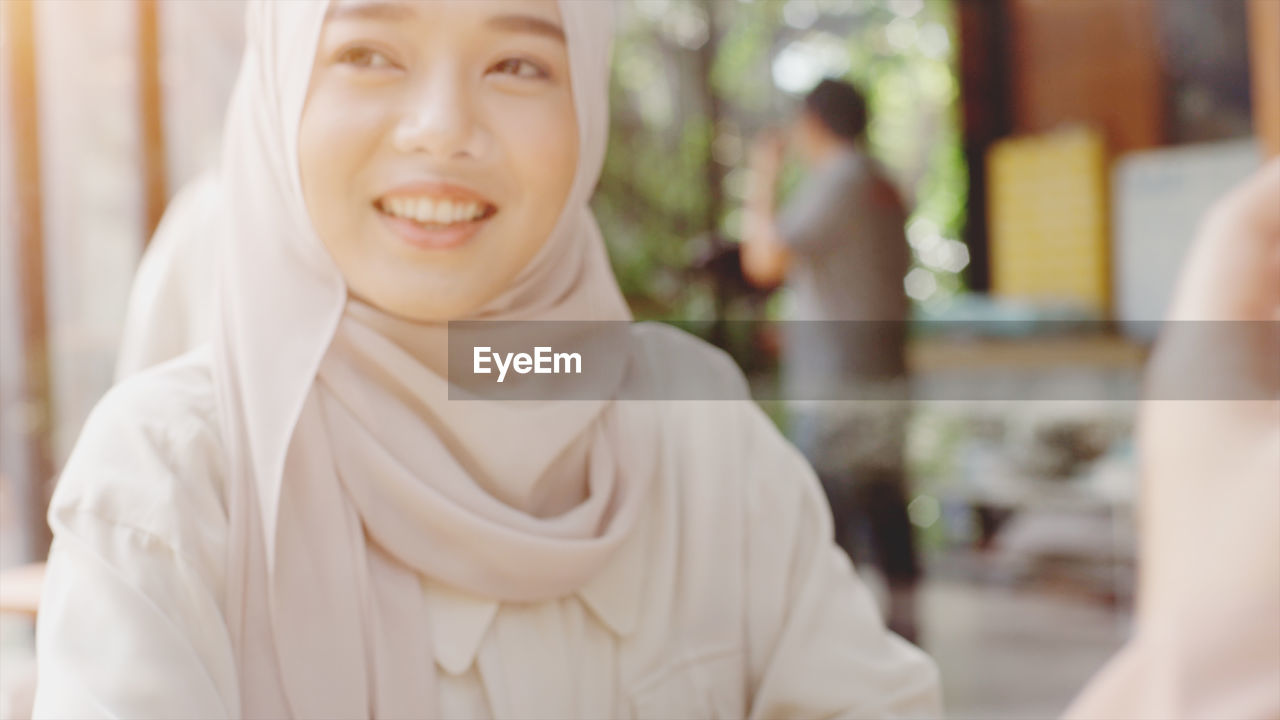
left=49, top=345, right=227, bottom=552
left=627, top=321, right=830, bottom=561
left=846, top=150, right=906, bottom=216
left=629, top=321, right=799, bottom=477
left=630, top=321, right=751, bottom=402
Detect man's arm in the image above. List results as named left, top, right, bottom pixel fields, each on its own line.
left=741, top=133, right=791, bottom=288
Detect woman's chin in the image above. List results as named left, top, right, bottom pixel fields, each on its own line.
left=342, top=218, right=542, bottom=321
left=352, top=278, right=498, bottom=324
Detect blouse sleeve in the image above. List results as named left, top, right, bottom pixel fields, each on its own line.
left=32, top=370, right=238, bottom=719
left=741, top=406, right=941, bottom=719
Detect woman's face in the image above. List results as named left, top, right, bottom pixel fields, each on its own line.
left=300, top=0, right=578, bottom=321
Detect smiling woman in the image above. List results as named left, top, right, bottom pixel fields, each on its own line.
left=29, top=1, right=940, bottom=718
left=300, top=0, right=579, bottom=321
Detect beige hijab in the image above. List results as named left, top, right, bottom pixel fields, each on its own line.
left=115, top=169, right=221, bottom=379
left=212, top=2, right=656, bottom=716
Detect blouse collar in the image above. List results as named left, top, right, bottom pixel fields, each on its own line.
left=423, top=504, right=650, bottom=675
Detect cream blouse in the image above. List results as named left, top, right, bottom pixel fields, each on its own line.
left=32, top=348, right=940, bottom=719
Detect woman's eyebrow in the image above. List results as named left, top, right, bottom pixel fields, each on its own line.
left=486, top=14, right=566, bottom=44
left=324, top=1, right=414, bottom=23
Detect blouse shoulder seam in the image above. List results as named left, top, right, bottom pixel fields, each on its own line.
left=57, top=507, right=207, bottom=569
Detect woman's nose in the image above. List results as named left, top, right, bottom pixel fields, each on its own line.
left=392, top=73, right=482, bottom=159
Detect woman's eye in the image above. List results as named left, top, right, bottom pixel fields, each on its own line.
left=336, top=46, right=396, bottom=70
left=489, top=58, right=548, bottom=80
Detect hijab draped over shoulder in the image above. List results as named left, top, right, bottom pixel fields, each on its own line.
left=214, top=2, right=657, bottom=715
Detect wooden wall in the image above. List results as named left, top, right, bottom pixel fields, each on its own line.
left=1249, top=0, right=1280, bottom=156
left=1004, top=0, right=1165, bottom=156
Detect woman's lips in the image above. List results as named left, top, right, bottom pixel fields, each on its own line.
left=373, top=179, right=500, bottom=250
left=375, top=204, right=497, bottom=250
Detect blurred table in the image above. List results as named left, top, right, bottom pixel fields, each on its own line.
left=909, top=334, right=1147, bottom=373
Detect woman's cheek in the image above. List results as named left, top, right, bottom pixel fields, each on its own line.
left=502, top=101, right=577, bottom=201
left=316, top=94, right=388, bottom=167
left=306, top=92, right=391, bottom=216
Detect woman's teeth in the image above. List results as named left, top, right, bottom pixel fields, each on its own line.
left=381, top=196, right=489, bottom=225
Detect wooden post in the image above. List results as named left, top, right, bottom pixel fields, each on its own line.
left=1249, top=0, right=1280, bottom=156
left=138, top=0, right=169, bottom=241
left=2, top=0, right=55, bottom=562
left=955, top=0, right=1012, bottom=292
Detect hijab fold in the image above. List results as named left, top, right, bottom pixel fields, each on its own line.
left=213, top=2, right=656, bottom=716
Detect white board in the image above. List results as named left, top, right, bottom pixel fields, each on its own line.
left=1111, top=139, right=1261, bottom=338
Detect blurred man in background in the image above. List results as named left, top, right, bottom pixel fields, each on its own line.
left=741, top=78, right=920, bottom=640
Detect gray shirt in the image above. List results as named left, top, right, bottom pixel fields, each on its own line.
left=776, top=147, right=911, bottom=389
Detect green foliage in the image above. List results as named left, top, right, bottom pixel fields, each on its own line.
left=595, top=0, right=969, bottom=321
